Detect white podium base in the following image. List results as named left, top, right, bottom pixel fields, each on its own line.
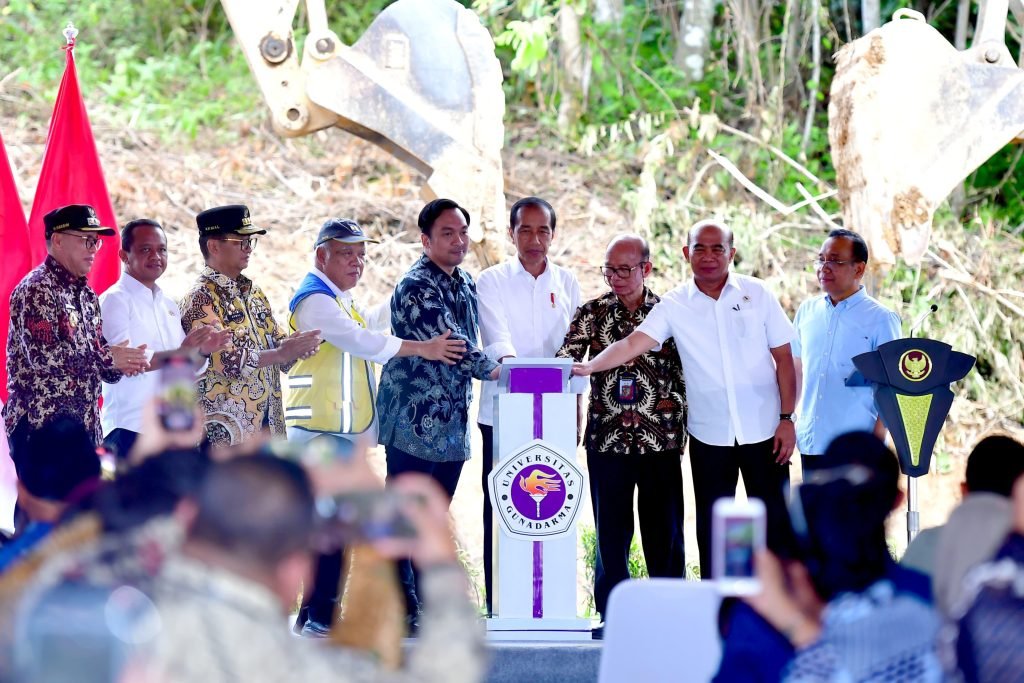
left=485, top=617, right=596, bottom=641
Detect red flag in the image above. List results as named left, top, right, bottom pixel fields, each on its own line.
left=0, top=128, right=32, bottom=402
left=27, top=37, right=120, bottom=294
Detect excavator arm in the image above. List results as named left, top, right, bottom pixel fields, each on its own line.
left=219, top=0, right=506, bottom=265
left=828, top=3, right=1024, bottom=265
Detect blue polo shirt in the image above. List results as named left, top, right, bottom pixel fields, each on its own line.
left=792, top=287, right=901, bottom=456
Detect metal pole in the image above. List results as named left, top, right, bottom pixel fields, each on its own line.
left=906, top=474, right=919, bottom=544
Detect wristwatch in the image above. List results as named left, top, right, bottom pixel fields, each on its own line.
left=779, top=413, right=794, bottom=421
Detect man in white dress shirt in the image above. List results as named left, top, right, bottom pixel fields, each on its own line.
left=475, top=197, right=581, bottom=615
left=100, top=219, right=230, bottom=460
left=285, top=217, right=466, bottom=635
left=572, top=219, right=797, bottom=577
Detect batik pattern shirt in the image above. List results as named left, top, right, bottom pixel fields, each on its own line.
left=179, top=267, right=290, bottom=446
left=3, top=256, right=122, bottom=446
left=557, top=288, right=686, bottom=456
left=376, top=255, right=498, bottom=462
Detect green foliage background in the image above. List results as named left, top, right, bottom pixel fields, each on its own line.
left=1, top=0, right=1021, bottom=439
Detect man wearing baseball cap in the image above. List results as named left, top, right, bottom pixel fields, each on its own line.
left=4, top=204, right=148, bottom=517
left=285, top=217, right=466, bottom=635
left=179, top=204, right=322, bottom=446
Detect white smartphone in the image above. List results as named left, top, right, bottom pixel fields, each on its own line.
left=712, top=497, right=766, bottom=595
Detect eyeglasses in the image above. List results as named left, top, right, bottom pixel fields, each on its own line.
left=812, top=258, right=856, bottom=269
left=61, top=233, right=103, bottom=251
left=217, top=236, right=258, bottom=251
left=600, top=262, right=648, bottom=279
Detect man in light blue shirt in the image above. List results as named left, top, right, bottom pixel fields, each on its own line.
left=793, top=229, right=901, bottom=467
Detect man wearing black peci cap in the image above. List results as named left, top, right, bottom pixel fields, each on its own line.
left=179, top=204, right=322, bottom=446
left=284, top=217, right=466, bottom=636
left=4, top=204, right=148, bottom=500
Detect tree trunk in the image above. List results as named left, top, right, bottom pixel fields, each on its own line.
left=675, top=0, right=716, bottom=81
left=593, top=0, right=624, bottom=25
left=557, top=2, right=588, bottom=133
left=861, top=0, right=880, bottom=34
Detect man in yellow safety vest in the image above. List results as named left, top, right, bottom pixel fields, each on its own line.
left=285, top=217, right=465, bottom=636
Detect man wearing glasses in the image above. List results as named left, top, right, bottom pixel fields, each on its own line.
left=572, top=220, right=797, bottom=580
left=4, top=204, right=148, bottom=491
left=556, top=234, right=687, bottom=625
left=792, top=229, right=900, bottom=470
left=180, top=204, right=322, bottom=446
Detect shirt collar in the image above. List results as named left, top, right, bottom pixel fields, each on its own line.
left=201, top=266, right=252, bottom=296
left=606, top=286, right=658, bottom=311
left=419, top=254, right=465, bottom=285
left=826, top=285, right=866, bottom=309
left=44, top=255, right=87, bottom=289
left=685, top=272, right=740, bottom=300
left=120, top=272, right=163, bottom=299
left=310, top=267, right=351, bottom=302
left=511, top=256, right=549, bottom=281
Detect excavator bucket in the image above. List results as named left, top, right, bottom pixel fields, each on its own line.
left=219, top=0, right=505, bottom=264
left=303, top=0, right=505, bottom=262
left=828, top=10, right=1024, bottom=265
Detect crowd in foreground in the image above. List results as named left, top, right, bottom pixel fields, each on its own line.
left=1, top=197, right=1022, bottom=681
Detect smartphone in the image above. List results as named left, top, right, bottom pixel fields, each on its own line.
left=712, top=497, right=766, bottom=595
left=316, top=491, right=419, bottom=545
left=158, top=353, right=197, bottom=432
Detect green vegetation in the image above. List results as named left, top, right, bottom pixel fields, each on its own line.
left=1, top=0, right=1020, bottom=438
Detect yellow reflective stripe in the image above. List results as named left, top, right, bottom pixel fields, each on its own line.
left=341, top=351, right=352, bottom=433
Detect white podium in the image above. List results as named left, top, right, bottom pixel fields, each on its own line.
left=485, top=358, right=593, bottom=640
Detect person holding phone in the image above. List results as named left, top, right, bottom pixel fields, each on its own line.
left=572, top=220, right=797, bottom=579
left=556, top=233, right=687, bottom=625
left=8, top=456, right=486, bottom=683
left=284, top=217, right=466, bottom=635
left=100, top=219, right=231, bottom=461
left=722, top=432, right=939, bottom=682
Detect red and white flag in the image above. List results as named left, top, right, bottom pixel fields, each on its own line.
left=0, top=128, right=32, bottom=402
left=27, top=33, right=120, bottom=294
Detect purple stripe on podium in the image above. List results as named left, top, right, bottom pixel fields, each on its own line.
left=508, top=366, right=560, bottom=620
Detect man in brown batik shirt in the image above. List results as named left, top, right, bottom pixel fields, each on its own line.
left=556, top=233, right=687, bottom=622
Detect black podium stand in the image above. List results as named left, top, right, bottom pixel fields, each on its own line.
left=852, top=338, right=974, bottom=541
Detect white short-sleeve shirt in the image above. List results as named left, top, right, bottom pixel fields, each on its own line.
left=637, top=273, right=795, bottom=446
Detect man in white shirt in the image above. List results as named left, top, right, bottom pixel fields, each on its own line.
left=100, top=219, right=230, bottom=460
left=285, top=217, right=466, bottom=635
left=475, top=196, right=581, bottom=615
left=572, top=220, right=797, bottom=577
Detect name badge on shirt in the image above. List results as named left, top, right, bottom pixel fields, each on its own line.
left=617, top=372, right=638, bottom=404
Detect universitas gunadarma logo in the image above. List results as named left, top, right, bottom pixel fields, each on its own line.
left=489, top=439, right=585, bottom=540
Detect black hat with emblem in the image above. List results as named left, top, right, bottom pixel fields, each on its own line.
left=314, top=218, right=379, bottom=248
left=44, top=204, right=116, bottom=239
left=195, top=204, right=267, bottom=237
